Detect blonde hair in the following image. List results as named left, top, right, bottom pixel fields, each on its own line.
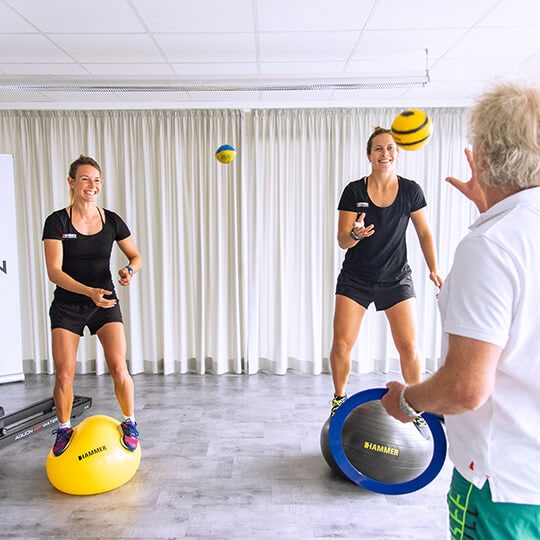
left=468, top=82, right=540, bottom=190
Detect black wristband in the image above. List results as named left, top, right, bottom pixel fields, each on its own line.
left=350, top=229, right=361, bottom=242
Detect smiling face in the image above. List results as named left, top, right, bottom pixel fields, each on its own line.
left=69, top=164, right=102, bottom=204
left=368, top=132, right=399, bottom=172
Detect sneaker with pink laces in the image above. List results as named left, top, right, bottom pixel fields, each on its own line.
left=119, top=420, right=139, bottom=451
left=52, top=427, right=73, bottom=456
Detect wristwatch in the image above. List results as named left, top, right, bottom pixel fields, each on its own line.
left=399, top=386, right=423, bottom=417
left=124, top=265, right=134, bottom=276
left=350, top=229, right=361, bottom=242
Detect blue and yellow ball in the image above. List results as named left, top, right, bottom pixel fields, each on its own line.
left=46, top=415, right=141, bottom=495
left=215, top=144, right=236, bottom=163
left=391, top=109, right=432, bottom=150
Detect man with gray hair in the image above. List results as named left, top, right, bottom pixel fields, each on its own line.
left=382, top=81, right=540, bottom=539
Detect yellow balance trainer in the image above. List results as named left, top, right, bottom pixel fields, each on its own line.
left=46, top=414, right=141, bottom=495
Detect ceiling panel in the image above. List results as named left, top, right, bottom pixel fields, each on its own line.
left=172, top=62, right=259, bottom=76
left=8, top=0, right=145, bottom=33
left=429, top=57, right=523, bottom=82
left=132, top=0, right=255, bottom=33
left=154, top=33, right=257, bottom=63
left=259, top=61, right=346, bottom=75
left=256, top=0, right=374, bottom=31
left=0, top=2, right=35, bottom=32
left=259, top=31, right=360, bottom=62
left=345, top=58, right=426, bottom=76
left=0, top=34, right=72, bottom=62
left=445, top=27, right=540, bottom=59
left=85, top=63, right=175, bottom=76
left=368, top=0, right=499, bottom=29
left=350, top=29, right=468, bottom=61
left=478, top=0, right=540, bottom=26
left=0, top=62, right=88, bottom=76
left=49, top=34, right=166, bottom=63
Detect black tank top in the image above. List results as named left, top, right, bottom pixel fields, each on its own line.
left=337, top=176, right=426, bottom=283
left=42, top=207, right=131, bottom=304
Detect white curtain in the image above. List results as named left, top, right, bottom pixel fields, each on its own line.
left=0, top=107, right=475, bottom=376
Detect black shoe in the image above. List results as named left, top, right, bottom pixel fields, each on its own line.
left=412, top=416, right=431, bottom=441
left=329, top=395, right=347, bottom=416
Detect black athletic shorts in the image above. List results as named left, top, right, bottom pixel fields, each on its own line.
left=49, top=300, right=123, bottom=336
left=335, top=273, right=415, bottom=311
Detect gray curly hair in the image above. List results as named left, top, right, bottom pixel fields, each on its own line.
left=468, top=81, right=540, bottom=190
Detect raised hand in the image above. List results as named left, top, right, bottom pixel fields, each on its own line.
left=445, top=147, right=487, bottom=213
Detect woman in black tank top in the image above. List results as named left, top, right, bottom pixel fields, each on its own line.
left=328, top=128, right=443, bottom=419
left=42, top=155, right=143, bottom=456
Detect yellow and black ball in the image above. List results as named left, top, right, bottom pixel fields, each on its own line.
left=391, top=109, right=432, bottom=151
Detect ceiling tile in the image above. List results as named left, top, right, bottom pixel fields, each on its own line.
left=351, top=29, right=467, bottom=61
left=83, top=63, right=176, bottom=76
left=49, top=34, right=165, bottom=63
left=429, top=57, right=524, bottom=81
left=259, top=31, right=360, bottom=62
left=155, top=34, right=256, bottom=62
left=259, top=62, right=346, bottom=75
left=0, top=3, right=36, bottom=32
left=256, top=0, right=374, bottom=31
left=446, top=27, right=540, bottom=59
left=0, top=34, right=73, bottom=62
left=508, top=54, right=540, bottom=79
left=4, top=0, right=145, bottom=33
left=345, top=58, right=426, bottom=76
left=477, top=0, right=540, bottom=27
left=132, top=0, right=254, bottom=33
left=0, top=63, right=89, bottom=75
left=368, top=0, right=498, bottom=29
left=400, top=80, right=486, bottom=103
left=172, top=63, right=259, bottom=75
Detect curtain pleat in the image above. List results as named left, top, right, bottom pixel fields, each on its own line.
left=0, top=107, right=473, bottom=376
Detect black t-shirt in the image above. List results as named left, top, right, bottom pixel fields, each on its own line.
left=337, top=176, right=426, bottom=284
left=42, top=208, right=131, bottom=305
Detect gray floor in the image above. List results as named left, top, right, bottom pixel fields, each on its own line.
left=0, top=371, right=452, bottom=539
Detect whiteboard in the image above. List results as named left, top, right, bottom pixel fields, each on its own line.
left=0, top=154, right=24, bottom=383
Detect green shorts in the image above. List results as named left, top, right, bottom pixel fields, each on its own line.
left=448, top=468, right=540, bottom=539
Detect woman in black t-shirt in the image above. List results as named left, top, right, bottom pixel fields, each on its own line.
left=329, top=128, right=443, bottom=420
left=42, top=155, right=142, bottom=456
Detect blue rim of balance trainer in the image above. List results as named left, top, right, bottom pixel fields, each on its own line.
left=328, top=387, right=447, bottom=495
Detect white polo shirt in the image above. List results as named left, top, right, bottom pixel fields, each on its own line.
left=439, top=186, right=540, bottom=504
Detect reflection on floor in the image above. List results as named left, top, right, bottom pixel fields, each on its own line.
left=0, top=371, right=451, bottom=539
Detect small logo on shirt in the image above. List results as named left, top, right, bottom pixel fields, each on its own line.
left=61, top=233, right=77, bottom=239
left=356, top=202, right=369, bottom=209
